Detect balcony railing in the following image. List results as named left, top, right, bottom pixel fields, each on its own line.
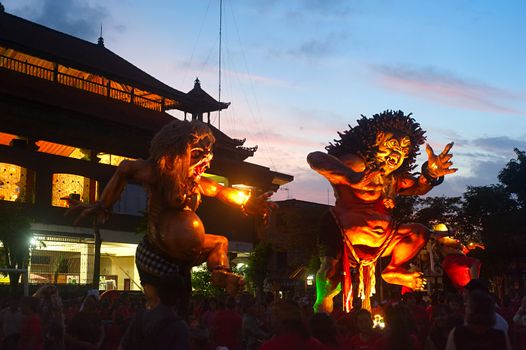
left=0, top=54, right=164, bottom=112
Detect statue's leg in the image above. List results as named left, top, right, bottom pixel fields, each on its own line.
left=201, top=233, right=243, bottom=295
left=381, top=223, right=430, bottom=290
left=314, top=255, right=342, bottom=313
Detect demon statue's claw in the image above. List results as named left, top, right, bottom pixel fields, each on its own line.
left=211, top=269, right=245, bottom=296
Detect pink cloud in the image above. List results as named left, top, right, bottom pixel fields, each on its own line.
left=371, top=64, right=524, bottom=114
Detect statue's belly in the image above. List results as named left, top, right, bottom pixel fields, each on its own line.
left=156, top=209, right=205, bottom=262
left=334, top=206, right=392, bottom=247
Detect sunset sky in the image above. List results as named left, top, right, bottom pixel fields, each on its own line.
left=5, top=0, right=526, bottom=204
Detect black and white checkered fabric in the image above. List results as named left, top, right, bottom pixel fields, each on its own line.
left=136, top=237, right=180, bottom=277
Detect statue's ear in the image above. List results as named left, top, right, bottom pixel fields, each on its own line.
left=375, top=132, right=385, bottom=146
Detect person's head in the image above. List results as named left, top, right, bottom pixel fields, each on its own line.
left=33, top=284, right=59, bottom=300
left=354, top=308, right=374, bottom=334
left=465, top=290, right=495, bottom=327
left=309, top=313, right=338, bottom=346
left=462, top=279, right=489, bottom=304
left=270, top=301, right=307, bottom=337
left=157, top=274, right=185, bottom=307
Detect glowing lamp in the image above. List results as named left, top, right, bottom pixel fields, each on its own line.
left=433, top=223, right=448, bottom=232
left=373, top=314, right=385, bottom=329
left=229, top=190, right=250, bottom=206
left=307, top=274, right=314, bottom=286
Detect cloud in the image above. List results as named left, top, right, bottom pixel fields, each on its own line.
left=269, top=32, right=350, bottom=60
left=370, top=64, right=524, bottom=114
left=285, top=0, right=352, bottom=20
left=15, top=0, right=110, bottom=41
left=471, top=136, right=526, bottom=155
left=435, top=158, right=506, bottom=197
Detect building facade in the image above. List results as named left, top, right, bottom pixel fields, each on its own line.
left=0, top=9, right=292, bottom=290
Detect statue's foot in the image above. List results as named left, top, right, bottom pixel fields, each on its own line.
left=211, top=268, right=244, bottom=295
left=382, top=268, right=426, bottom=291
left=313, top=298, right=333, bottom=314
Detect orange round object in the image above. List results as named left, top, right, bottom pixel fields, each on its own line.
left=157, top=209, right=205, bottom=261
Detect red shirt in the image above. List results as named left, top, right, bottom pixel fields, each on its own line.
left=442, top=254, right=480, bottom=289
left=210, top=309, right=243, bottom=350
left=17, top=314, right=44, bottom=350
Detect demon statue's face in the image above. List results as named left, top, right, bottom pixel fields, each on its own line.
left=188, top=135, right=214, bottom=180
left=375, top=131, right=411, bottom=175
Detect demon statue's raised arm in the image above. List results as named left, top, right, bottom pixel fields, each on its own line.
left=307, top=110, right=457, bottom=313
left=69, top=120, right=274, bottom=315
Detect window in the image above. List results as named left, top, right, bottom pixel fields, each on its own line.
left=112, top=184, right=147, bottom=216
left=51, top=173, right=98, bottom=207
left=36, top=140, right=90, bottom=160
left=0, top=163, right=35, bottom=203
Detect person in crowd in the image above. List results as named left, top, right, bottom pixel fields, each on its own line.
left=346, top=309, right=379, bottom=350
left=210, top=296, right=243, bottom=350
left=200, top=298, right=218, bottom=330
left=373, top=304, right=422, bottom=350
left=34, top=285, right=65, bottom=350
left=309, top=312, right=341, bottom=349
left=443, top=293, right=464, bottom=327
left=259, top=301, right=325, bottom=350
left=65, top=294, right=104, bottom=349
left=462, top=279, right=508, bottom=333
left=0, top=297, right=23, bottom=350
left=445, top=289, right=511, bottom=350
left=17, top=296, right=44, bottom=350
left=513, top=296, right=526, bottom=326
left=242, top=297, right=269, bottom=350
left=119, top=274, right=189, bottom=350
left=424, top=304, right=455, bottom=350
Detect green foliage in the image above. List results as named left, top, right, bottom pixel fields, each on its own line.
left=191, top=266, right=224, bottom=298
left=460, top=184, right=517, bottom=243
left=245, top=242, right=273, bottom=293
left=393, top=195, right=418, bottom=223
left=413, top=196, right=462, bottom=228
left=498, top=148, right=526, bottom=207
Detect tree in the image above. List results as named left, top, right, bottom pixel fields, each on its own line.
left=460, top=184, right=517, bottom=243
left=498, top=148, right=526, bottom=207
left=412, top=196, right=462, bottom=230
left=392, top=195, right=418, bottom=223
left=245, top=242, right=273, bottom=299
left=0, top=203, right=32, bottom=289
left=191, top=265, right=224, bottom=298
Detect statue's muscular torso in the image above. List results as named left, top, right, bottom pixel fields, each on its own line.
left=333, top=170, right=397, bottom=249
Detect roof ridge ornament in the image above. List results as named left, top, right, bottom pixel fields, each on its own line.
left=97, top=24, right=104, bottom=47
left=0, top=3, right=5, bottom=12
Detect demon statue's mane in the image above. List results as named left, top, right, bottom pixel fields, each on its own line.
left=149, top=120, right=215, bottom=205
left=326, top=110, right=426, bottom=174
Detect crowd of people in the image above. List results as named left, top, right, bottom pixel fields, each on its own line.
left=1, top=278, right=526, bottom=349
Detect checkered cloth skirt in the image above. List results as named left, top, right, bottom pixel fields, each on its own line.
left=135, top=237, right=182, bottom=278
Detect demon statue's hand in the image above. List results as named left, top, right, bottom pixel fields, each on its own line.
left=425, top=142, right=458, bottom=178
left=62, top=198, right=110, bottom=225
left=241, top=191, right=277, bottom=225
